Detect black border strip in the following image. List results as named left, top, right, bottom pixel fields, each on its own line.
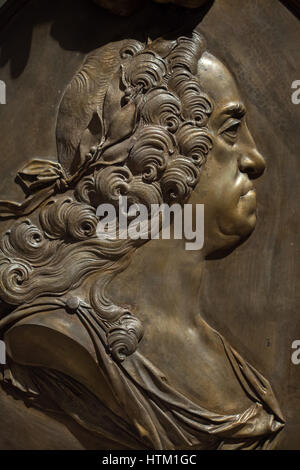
left=0, top=0, right=30, bottom=30
left=281, top=0, right=300, bottom=19
left=0, top=0, right=299, bottom=28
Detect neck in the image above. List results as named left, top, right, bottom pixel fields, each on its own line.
left=106, top=237, right=206, bottom=326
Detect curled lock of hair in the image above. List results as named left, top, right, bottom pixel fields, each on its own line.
left=0, top=32, right=214, bottom=362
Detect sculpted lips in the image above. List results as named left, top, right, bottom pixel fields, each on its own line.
left=240, top=184, right=256, bottom=198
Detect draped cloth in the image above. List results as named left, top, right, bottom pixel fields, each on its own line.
left=0, top=299, right=285, bottom=450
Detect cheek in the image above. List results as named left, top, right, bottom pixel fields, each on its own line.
left=195, top=147, right=239, bottom=212
left=192, top=147, right=255, bottom=238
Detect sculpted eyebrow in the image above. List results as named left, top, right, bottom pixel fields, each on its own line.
left=223, top=103, right=247, bottom=118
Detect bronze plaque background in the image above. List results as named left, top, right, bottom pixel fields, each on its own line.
left=0, top=0, right=299, bottom=449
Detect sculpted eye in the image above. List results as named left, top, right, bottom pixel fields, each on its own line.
left=219, top=119, right=241, bottom=143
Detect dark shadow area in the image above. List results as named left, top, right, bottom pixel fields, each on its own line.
left=281, top=0, right=300, bottom=20
left=0, top=0, right=214, bottom=79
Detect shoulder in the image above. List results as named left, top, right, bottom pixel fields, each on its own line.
left=4, top=306, right=118, bottom=410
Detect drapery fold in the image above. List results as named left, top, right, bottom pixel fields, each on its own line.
left=0, top=299, right=285, bottom=449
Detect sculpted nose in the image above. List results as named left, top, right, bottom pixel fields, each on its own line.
left=239, top=148, right=266, bottom=179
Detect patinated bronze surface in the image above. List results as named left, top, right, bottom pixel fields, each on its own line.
left=0, top=0, right=299, bottom=450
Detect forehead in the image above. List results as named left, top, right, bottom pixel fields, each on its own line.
left=197, top=52, right=243, bottom=109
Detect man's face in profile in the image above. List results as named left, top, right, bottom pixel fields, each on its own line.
left=188, top=52, right=266, bottom=258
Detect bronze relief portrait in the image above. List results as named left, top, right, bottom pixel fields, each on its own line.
left=0, top=19, right=288, bottom=450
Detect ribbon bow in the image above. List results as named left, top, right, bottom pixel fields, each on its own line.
left=0, top=158, right=89, bottom=220
left=16, top=159, right=69, bottom=194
